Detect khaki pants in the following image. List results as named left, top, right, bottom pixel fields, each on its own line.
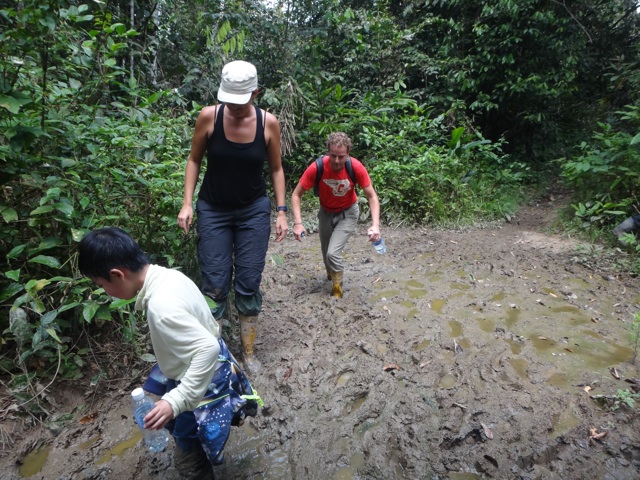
left=318, top=202, right=359, bottom=273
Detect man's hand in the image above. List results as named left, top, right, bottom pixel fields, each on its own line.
left=367, top=226, right=381, bottom=242
left=143, top=399, right=173, bottom=430
left=293, top=223, right=307, bottom=241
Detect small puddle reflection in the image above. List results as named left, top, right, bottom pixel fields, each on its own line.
left=19, top=445, right=50, bottom=477
left=505, top=308, right=521, bottom=328
left=509, top=358, right=528, bottom=379
left=551, top=305, right=580, bottom=314
left=449, top=472, right=483, bottom=479
left=450, top=282, right=471, bottom=291
left=405, top=279, right=425, bottom=289
left=369, top=290, right=401, bottom=303
left=574, top=342, right=633, bottom=369
left=405, top=308, right=419, bottom=319
left=551, top=405, right=580, bottom=438
left=351, top=395, right=367, bottom=412
left=407, top=288, right=428, bottom=299
left=439, top=374, right=457, bottom=389
left=449, top=320, right=463, bottom=338
left=96, top=430, right=141, bottom=464
left=547, top=372, right=570, bottom=387
left=332, top=452, right=365, bottom=479
left=531, top=335, right=556, bottom=351
left=80, top=435, right=101, bottom=449
left=413, top=339, right=430, bottom=351
left=336, top=371, right=353, bottom=386
left=490, top=292, right=506, bottom=302
left=477, top=318, right=495, bottom=333
left=582, top=330, right=603, bottom=340
left=505, top=339, right=522, bottom=354
left=400, top=300, right=415, bottom=309
left=431, top=299, right=447, bottom=314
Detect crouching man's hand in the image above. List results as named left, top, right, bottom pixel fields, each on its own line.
left=144, top=399, right=174, bottom=430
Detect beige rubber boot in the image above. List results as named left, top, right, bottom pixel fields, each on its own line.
left=239, top=314, right=262, bottom=373
left=330, top=271, right=344, bottom=298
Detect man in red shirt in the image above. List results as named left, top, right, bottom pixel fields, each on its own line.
left=291, top=132, right=381, bottom=297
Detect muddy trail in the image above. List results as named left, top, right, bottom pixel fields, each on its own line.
left=2, top=193, right=640, bottom=480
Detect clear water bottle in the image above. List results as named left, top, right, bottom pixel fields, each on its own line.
left=131, top=388, right=170, bottom=452
left=372, top=237, right=387, bottom=254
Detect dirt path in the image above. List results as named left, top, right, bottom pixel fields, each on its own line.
left=2, top=193, right=640, bottom=480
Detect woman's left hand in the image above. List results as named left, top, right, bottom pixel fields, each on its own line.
left=275, top=215, right=288, bottom=242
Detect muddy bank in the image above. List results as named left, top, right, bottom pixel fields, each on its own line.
left=2, top=197, right=640, bottom=479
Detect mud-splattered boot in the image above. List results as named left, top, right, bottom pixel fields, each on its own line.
left=173, top=443, right=215, bottom=480
left=330, top=271, right=344, bottom=298
left=325, top=265, right=331, bottom=281
left=239, top=314, right=262, bottom=374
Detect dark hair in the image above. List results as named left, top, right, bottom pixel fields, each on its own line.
left=78, top=227, right=148, bottom=280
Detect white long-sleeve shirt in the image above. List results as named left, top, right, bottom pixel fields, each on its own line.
left=135, top=264, right=220, bottom=418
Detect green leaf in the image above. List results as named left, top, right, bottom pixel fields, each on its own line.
left=71, top=229, right=85, bottom=241
left=1, top=207, right=17, bottom=223
left=631, top=132, right=640, bottom=145
left=140, top=353, right=157, bottom=363
left=269, top=254, right=284, bottom=266
left=7, top=244, right=26, bottom=259
left=95, top=304, right=112, bottom=321
left=40, top=310, right=58, bottom=326
left=46, top=328, right=62, bottom=343
left=58, top=302, right=80, bottom=313
left=53, top=202, right=74, bottom=216
left=25, top=278, right=51, bottom=291
left=5, top=269, right=20, bottom=281
left=28, top=255, right=61, bottom=268
left=83, top=302, right=100, bottom=322
left=0, top=94, right=24, bottom=114
left=34, top=238, right=62, bottom=253
left=110, top=298, right=136, bottom=308
left=30, top=205, right=54, bottom=215
left=0, top=283, right=24, bottom=303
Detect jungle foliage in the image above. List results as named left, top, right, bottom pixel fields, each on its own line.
left=1, top=0, right=640, bottom=390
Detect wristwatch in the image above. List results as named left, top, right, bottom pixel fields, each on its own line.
left=276, top=206, right=288, bottom=212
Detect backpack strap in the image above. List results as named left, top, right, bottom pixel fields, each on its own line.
left=345, top=157, right=356, bottom=186
left=313, top=156, right=324, bottom=196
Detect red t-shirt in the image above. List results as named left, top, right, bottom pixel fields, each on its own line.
left=299, top=156, right=371, bottom=212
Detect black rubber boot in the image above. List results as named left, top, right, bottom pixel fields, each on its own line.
left=173, top=443, right=215, bottom=480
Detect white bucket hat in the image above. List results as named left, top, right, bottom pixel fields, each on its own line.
left=217, top=60, right=258, bottom=104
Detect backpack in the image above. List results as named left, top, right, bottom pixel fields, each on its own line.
left=313, top=155, right=356, bottom=196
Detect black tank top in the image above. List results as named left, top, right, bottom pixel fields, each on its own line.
left=199, top=104, right=268, bottom=208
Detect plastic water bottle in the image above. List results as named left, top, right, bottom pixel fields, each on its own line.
left=131, top=388, right=170, bottom=452
left=372, top=237, right=387, bottom=254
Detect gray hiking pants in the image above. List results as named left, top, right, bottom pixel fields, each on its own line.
left=318, top=202, right=359, bottom=273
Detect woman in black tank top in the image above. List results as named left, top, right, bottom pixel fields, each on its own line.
left=177, top=61, right=288, bottom=382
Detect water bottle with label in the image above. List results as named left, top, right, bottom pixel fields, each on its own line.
left=372, top=237, right=387, bottom=254
left=131, top=388, right=171, bottom=452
